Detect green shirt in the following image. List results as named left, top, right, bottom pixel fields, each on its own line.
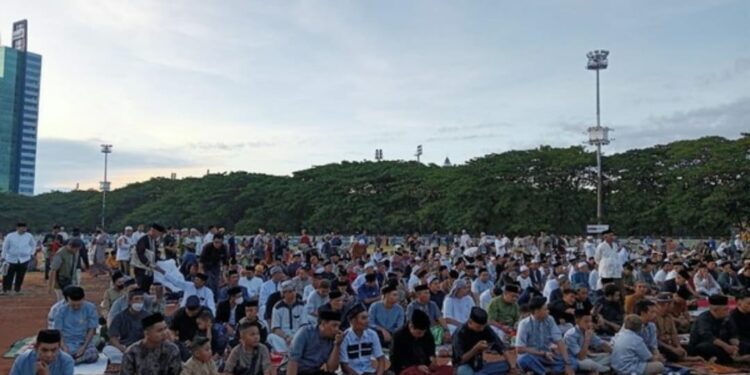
left=487, top=296, right=519, bottom=327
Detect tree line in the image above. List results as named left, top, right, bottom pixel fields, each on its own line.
left=1, top=135, right=748, bottom=237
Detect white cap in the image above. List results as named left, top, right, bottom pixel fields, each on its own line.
left=124, top=226, right=133, bottom=231
left=520, top=265, right=529, bottom=272
left=577, top=261, right=588, bottom=268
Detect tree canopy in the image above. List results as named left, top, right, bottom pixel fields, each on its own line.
left=1, top=135, right=748, bottom=236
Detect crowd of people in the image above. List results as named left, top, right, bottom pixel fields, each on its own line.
left=2, top=222, right=750, bottom=375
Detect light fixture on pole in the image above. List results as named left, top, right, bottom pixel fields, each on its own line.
left=100, top=144, right=112, bottom=229
left=375, top=149, right=383, bottom=161
left=415, top=145, right=423, bottom=162
left=586, top=50, right=611, bottom=224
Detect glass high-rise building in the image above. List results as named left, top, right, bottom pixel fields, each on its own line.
left=0, top=20, right=41, bottom=195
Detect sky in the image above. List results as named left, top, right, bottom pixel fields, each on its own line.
left=1, top=0, right=748, bottom=193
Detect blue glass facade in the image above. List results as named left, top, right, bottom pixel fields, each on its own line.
left=0, top=46, right=41, bottom=195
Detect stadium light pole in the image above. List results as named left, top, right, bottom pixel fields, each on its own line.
left=586, top=50, right=611, bottom=225
left=100, top=144, right=112, bottom=229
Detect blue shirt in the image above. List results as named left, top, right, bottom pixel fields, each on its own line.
left=405, top=300, right=442, bottom=324
left=289, top=325, right=335, bottom=373
left=340, top=328, right=384, bottom=375
left=611, top=329, right=652, bottom=375
left=11, top=350, right=74, bottom=375
left=357, top=284, right=380, bottom=306
left=368, top=302, right=404, bottom=333
left=563, top=326, right=603, bottom=357
left=638, top=322, right=658, bottom=351
left=53, top=301, right=99, bottom=352
left=516, top=315, right=562, bottom=352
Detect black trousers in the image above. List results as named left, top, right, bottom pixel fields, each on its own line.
left=691, top=342, right=733, bottom=364
left=3, top=261, right=29, bottom=292
left=659, top=343, right=684, bottom=362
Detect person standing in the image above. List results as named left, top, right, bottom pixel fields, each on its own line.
left=116, top=226, right=134, bottom=275
left=48, top=239, right=83, bottom=301
left=132, top=224, right=165, bottom=291
left=594, top=230, right=622, bottom=299
left=1, top=222, right=37, bottom=295
left=199, top=234, right=228, bottom=299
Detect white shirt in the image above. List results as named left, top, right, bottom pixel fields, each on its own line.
left=116, top=234, right=134, bottom=262
left=479, top=289, right=494, bottom=310
left=1, top=231, right=36, bottom=263
left=259, top=279, right=281, bottom=312
left=162, top=272, right=216, bottom=314
left=595, top=241, right=622, bottom=278
left=517, top=275, right=532, bottom=290
left=584, top=241, right=596, bottom=260
left=618, top=247, right=629, bottom=266
left=460, top=234, right=471, bottom=248
left=653, top=269, right=668, bottom=284
left=239, top=276, right=263, bottom=299
left=542, top=279, right=559, bottom=301
left=443, top=295, right=475, bottom=333
left=588, top=270, right=599, bottom=291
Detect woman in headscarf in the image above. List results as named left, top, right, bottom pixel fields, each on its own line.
left=442, top=278, right=475, bottom=334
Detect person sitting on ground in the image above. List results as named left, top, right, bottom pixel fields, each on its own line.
left=689, top=294, right=747, bottom=364
left=319, top=290, right=352, bottom=331
left=182, top=336, right=220, bottom=375
left=624, top=281, right=648, bottom=314
left=286, top=310, right=343, bottom=375
left=216, top=285, right=246, bottom=340
left=563, top=309, right=612, bottom=374
left=725, top=291, right=750, bottom=358
left=225, top=322, right=271, bottom=375
left=406, top=284, right=450, bottom=342
left=195, top=310, right=229, bottom=358
left=611, top=314, right=665, bottom=375
left=100, top=271, right=127, bottom=318
left=486, top=284, right=520, bottom=339
left=368, top=282, right=405, bottom=347
left=693, top=263, right=722, bottom=296
left=104, top=288, right=150, bottom=364
left=515, top=296, right=576, bottom=375
left=548, top=289, right=577, bottom=332
left=218, top=269, right=251, bottom=302
left=592, top=283, right=623, bottom=335
left=390, top=309, right=452, bottom=375
left=10, top=329, right=74, bottom=375
left=305, top=279, right=331, bottom=324
left=239, top=299, right=269, bottom=345
left=170, top=295, right=212, bottom=348
left=121, top=313, right=183, bottom=375
left=53, top=286, right=99, bottom=364
left=452, top=306, right=519, bottom=375
left=633, top=300, right=665, bottom=363
left=157, top=269, right=216, bottom=315
left=717, top=261, right=743, bottom=296
left=339, top=304, right=386, bottom=375
left=443, top=279, right=475, bottom=334
left=356, top=273, right=381, bottom=308
left=653, top=292, right=696, bottom=362
left=269, top=280, right=306, bottom=352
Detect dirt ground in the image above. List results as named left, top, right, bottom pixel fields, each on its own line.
left=0, top=271, right=108, bottom=374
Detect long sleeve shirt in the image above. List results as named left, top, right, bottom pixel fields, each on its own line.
left=1, top=231, right=36, bottom=263
left=611, top=329, right=652, bottom=375
left=595, top=241, right=622, bottom=279
left=368, top=301, right=404, bottom=333
left=163, top=272, right=216, bottom=314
